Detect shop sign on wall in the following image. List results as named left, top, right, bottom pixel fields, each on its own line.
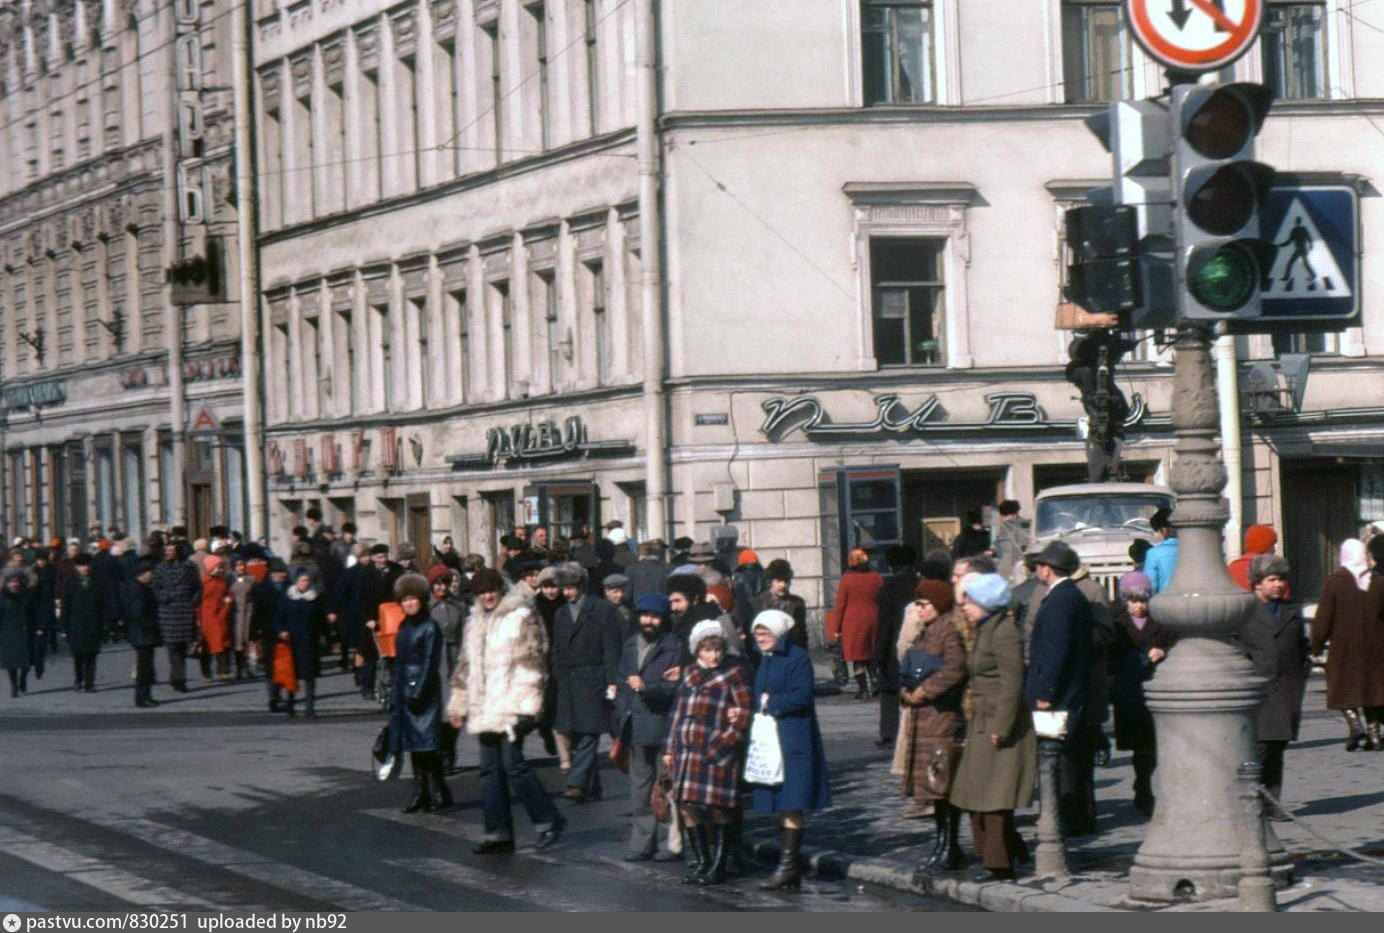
left=447, top=415, right=635, bottom=469
left=760, top=391, right=1059, bottom=442
left=1, top=380, right=66, bottom=410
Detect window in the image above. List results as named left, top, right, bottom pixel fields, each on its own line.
left=291, top=91, right=315, bottom=219
left=526, top=2, right=550, bottom=149
left=1262, top=3, right=1326, bottom=101
left=357, top=69, right=382, bottom=204
left=261, top=108, right=283, bottom=227
left=588, top=260, right=610, bottom=384
left=482, top=24, right=502, bottom=160
left=303, top=314, right=323, bottom=416
left=495, top=280, right=513, bottom=392
left=410, top=296, right=429, bottom=408
left=533, top=270, right=560, bottom=392
left=870, top=237, right=944, bottom=367
left=371, top=303, right=392, bottom=410
left=1272, top=331, right=1333, bottom=355
left=122, top=437, right=145, bottom=540
left=1062, top=1, right=1133, bottom=102
left=584, top=0, right=600, bottom=134
left=322, top=81, right=347, bottom=212
left=158, top=437, right=176, bottom=524
left=450, top=289, right=469, bottom=402
left=334, top=308, right=354, bottom=415
left=862, top=1, right=935, bottom=104
left=95, top=446, right=116, bottom=533
left=396, top=56, right=420, bottom=191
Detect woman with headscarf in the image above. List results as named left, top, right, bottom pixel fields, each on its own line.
left=1108, top=571, right=1175, bottom=815
left=827, top=548, right=885, bottom=699
left=749, top=608, right=830, bottom=891
left=895, top=579, right=967, bottom=872
left=199, top=554, right=234, bottom=682
left=947, top=573, right=1035, bottom=880
left=434, top=536, right=463, bottom=573
left=662, top=620, right=753, bottom=886
left=1311, top=538, right=1384, bottom=750
left=0, top=566, right=34, bottom=698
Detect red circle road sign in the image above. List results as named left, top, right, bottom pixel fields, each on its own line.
left=1126, top=0, right=1264, bottom=71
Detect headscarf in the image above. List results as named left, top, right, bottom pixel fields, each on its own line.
left=751, top=609, right=795, bottom=644
left=1340, top=539, right=1370, bottom=591
left=1118, top=571, right=1152, bottom=627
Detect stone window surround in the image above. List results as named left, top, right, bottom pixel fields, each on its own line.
left=844, top=181, right=977, bottom=370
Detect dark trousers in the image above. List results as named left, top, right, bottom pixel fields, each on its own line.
left=72, top=653, right=97, bottom=689
left=134, top=647, right=155, bottom=702
left=166, top=642, right=189, bottom=685
left=1057, top=727, right=1097, bottom=835
left=567, top=732, right=603, bottom=796
left=1258, top=739, right=1288, bottom=800
left=628, top=745, right=663, bottom=857
left=478, top=728, right=561, bottom=841
left=969, top=810, right=1027, bottom=870
left=878, top=689, right=900, bottom=743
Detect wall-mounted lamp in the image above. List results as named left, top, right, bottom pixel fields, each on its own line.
left=17, top=330, right=44, bottom=364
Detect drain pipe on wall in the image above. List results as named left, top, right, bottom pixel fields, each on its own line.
left=1215, top=326, right=1243, bottom=561
left=636, top=0, right=669, bottom=540
left=161, top=8, right=187, bottom=527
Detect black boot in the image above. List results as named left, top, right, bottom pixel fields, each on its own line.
left=427, top=753, right=453, bottom=811
left=759, top=826, right=803, bottom=891
left=696, top=824, right=731, bottom=886
left=285, top=694, right=296, bottom=718
left=854, top=672, right=869, bottom=700
left=1345, top=709, right=1366, bottom=751
left=917, top=803, right=950, bottom=872
left=940, top=802, right=966, bottom=869
left=1132, top=752, right=1155, bottom=816
left=682, top=825, right=709, bottom=884
left=403, top=754, right=432, bottom=813
left=304, top=680, right=317, bottom=720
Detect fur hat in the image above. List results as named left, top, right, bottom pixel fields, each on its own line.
left=1249, top=554, right=1290, bottom=585
left=394, top=572, right=431, bottom=603
left=964, top=573, right=1012, bottom=612
left=554, top=562, right=585, bottom=587
left=73, top=553, right=93, bottom=567
left=1030, top=541, right=1080, bottom=576
left=751, top=608, right=794, bottom=642
left=913, top=579, right=955, bottom=615
left=764, top=558, right=794, bottom=581
left=369, top=543, right=390, bottom=556
left=666, top=573, right=707, bottom=602
left=396, top=543, right=418, bottom=561
left=688, top=542, right=716, bottom=564
left=469, top=568, right=506, bottom=595
left=537, top=565, right=561, bottom=587
left=688, top=619, right=726, bottom=654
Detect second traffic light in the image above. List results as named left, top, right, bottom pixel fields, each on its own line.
left=1171, top=82, right=1276, bottom=320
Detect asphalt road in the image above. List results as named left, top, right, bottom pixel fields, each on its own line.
left=0, top=646, right=967, bottom=912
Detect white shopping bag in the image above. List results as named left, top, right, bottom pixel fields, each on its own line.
left=744, top=711, right=784, bottom=786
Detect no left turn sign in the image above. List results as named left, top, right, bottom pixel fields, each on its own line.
left=1126, top=0, right=1264, bottom=72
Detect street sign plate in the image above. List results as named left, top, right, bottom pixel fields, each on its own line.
left=1126, top=0, right=1264, bottom=72
left=1258, top=185, right=1359, bottom=322
left=188, top=405, right=221, bottom=434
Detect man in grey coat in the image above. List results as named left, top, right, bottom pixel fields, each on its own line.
left=552, top=562, right=624, bottom=803
left=1235, top=554, right=1309, bottom=821
left=614, top=592, right=684, bottom=861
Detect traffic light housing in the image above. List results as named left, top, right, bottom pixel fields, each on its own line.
left=166, top=240, right=225, bottom=306
left=1171, top=82, right=1276, bottom=320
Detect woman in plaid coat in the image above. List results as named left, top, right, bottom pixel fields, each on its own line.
left=662, top=620, right=752, bottom=886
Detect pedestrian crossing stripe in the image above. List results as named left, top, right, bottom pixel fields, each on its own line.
left=1262, top=198, right=1351, bottom=299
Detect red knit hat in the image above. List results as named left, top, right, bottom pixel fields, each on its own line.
left=706, top=583, right=735, bottom=612
left=913, top=579, right=955, bottom=615
left=1243, top=524, right=1277, bottom=554
left=427, top=565, right=455, bottom=586
left=737, top=549, right=760, bottom=567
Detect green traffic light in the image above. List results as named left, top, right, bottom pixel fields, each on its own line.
left=1190, top=243, right=1258, bottom=312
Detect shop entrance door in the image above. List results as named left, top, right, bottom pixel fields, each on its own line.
left=818, top=467, right=902, bottom=605
left=1282, top=462, right=1357, bottom=600
left=190, top=484, right=214, bottom=539
left=901, top=470, right=1005, bottom=557
left=407, top=495, right=433, bottom=567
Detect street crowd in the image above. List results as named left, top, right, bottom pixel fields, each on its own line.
left=2, top=504, right=1383, bottom=889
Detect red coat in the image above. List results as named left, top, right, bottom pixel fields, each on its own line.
left=827, top=568, right=885, bottom=662
left=199, top=574, right=232, bottom=654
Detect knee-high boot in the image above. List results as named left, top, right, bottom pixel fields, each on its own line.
left=918, top=803, right=950, bottom=872
left=759, top=826, right=803, bottom=891
left=682, top=824, right=710, bottom=884
left=427, top=752, right=453, bottom=810
left=1344, top=708, right=1366, bottom=751
left=403, top=753, right=432, bottom=813
left=1133, top=751, right=1156, bottom=815
left=697, top=823, right=731, bottom=886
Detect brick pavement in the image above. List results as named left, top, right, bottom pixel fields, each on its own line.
left=741, top=656, right=1384, bottom=911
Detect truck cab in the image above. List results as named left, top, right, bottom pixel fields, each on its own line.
left=1032, top=483, right=1175, bottom=599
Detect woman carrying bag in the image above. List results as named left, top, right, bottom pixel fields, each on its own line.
left=747, top=609, right=830, bottom=891
left=897, top=579, right=968, bottom=873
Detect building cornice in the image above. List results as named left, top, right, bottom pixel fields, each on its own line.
left=0, top=139, right=164, bottom=232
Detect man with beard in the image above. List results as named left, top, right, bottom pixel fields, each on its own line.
left=665, top=573, right=721, bottom=657
left=552, top=562, right=623, bottom=804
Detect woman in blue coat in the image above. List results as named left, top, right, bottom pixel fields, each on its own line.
left=277, top=569, right=325, bottom=718
left=749, top=609, right=830, bottom=891
left=388, top=572, right=451, bottom=815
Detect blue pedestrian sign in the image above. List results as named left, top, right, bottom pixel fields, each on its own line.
left=1258, top=185, right=1359, bottom=322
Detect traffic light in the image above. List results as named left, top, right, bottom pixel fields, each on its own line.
left=166, top=240, right=225, bottom=306
left=1170, top=82, right=1276, bottom=319
left=1066, top=100, right=1175, bottom=327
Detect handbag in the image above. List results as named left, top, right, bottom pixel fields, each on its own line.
left=273, top=642, right=297, bottom=694
left=1032, top=709, right=1070, bottom=740
left=652, top=769, right=673, bottom=824
left=899, top=647, right=945, bottom=691
left=921, top=744, right=964, bottom=798
left=371, top=724, right=402, bottom=781
left=744, top=709, right=785, bottom=786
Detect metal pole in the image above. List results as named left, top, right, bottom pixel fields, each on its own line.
left=161, top=7, right=187, bottom=528
left=1237, top=761, right=1277, bottom=911
left=1035, top=738, right=1070, bottom=878
left=635, top=0, right=668, bottom=541
left=231, top=0, right=265, bottom=541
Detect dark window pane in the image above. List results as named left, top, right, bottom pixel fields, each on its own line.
left=871, top=237, right=939, bottom=282
left=861, top=3, right=933, bottom=105
left=1262, top=4, right=1325, bottom=100
left=873, top=303, right=907, bottom=365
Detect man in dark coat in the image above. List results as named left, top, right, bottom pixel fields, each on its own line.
left=252, top=560, right=291, bottom=711
left=90, top=543, right=124, bottom=642
left=61, top=554, right=107, bottom=692
left=1025, top=540, right=1096, bottom=836
left=1235, top=554, right=1310, bottom=821
left=32, top=549, right=58, bottom=657
left=356, top=544, right=403, bottom=698
left=873, top=545, right=919, bottom=747
left=615, top=592, right=684, bottom=861
left=123, top=558, right=163, bottom=707
left=1, top=567, right=34, bottom=697
left=151, top=542, right=201, bottom=692
left=552, top=562, right=624, bottom=803
left=626, top=540, right=670, bottom=602
left=748, top=560, right=808, bottom=662
left=952, top=510, right=992, bottom=560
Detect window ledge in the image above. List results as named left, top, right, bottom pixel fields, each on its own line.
left=843, top=182, right=979, bottom=207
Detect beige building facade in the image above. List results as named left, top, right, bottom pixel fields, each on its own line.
left=260, top=0, right=1384, bottom=611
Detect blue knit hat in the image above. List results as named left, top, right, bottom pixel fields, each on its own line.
left=634, top=592, right=671, bottom=617
left=964, top=573, right=1012, bottom=612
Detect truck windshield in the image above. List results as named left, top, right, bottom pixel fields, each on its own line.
left=1035, top=494, right=1173, bottom=537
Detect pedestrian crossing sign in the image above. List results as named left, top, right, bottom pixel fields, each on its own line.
left=1258, top=185, right=1358, bottom=322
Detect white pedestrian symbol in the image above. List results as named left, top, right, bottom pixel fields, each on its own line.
left=1262, top=199, right=1350, bottom=298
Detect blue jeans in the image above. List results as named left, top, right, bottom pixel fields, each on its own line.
left=478, top=727, right=561, bottom=840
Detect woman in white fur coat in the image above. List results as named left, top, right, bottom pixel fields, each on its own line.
left=447, top=568, right=566, bottom=853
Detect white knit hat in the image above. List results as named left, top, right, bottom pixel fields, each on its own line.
left=688, top=619, right=726, bottom=654
left=751, top=608, right=795, bottom=643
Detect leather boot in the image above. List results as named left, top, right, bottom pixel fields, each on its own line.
left=917, top=805, right=949, bottom=872
left=759, top=826, right=803, bottom=891
left=428, top=753, right=453, bottom=811
left=304, top=680, right=317, bottom=720
left=1344, top=708, right=1366, bottom=751
left=681, top=825, right=709, bottom=884
left=941, top=802, right=966, bottom=869
left=696, top=824, right=731, bottom=886
left=403, top=754, right=432, bottom=813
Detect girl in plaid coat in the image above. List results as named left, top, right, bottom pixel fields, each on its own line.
left=662, top=620, right=752, bottom=886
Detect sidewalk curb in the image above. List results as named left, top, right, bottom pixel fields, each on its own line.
left=745, top=839, right=1121, bottom=912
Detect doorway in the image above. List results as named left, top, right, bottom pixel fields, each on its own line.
left=901, top=470, right=1005, bottom=557
left=407, top=494, right=433, bottom=567
left=1281, top=461, right=1357, bottom=600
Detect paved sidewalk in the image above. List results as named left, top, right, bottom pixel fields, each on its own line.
left=742, top=656, right=1384, bottom=912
